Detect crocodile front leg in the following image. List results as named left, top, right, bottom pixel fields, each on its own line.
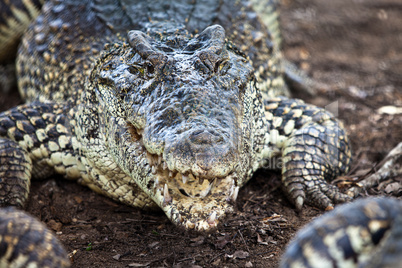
left=262, top=97, right=352, bottom=210
left=0, top=102, right=81, bottom=207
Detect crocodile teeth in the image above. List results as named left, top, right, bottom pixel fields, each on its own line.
left=227, top=183, right=238, bottom=202
left=186, top=221, right=195, bottom=229
left=231, top=186, right=239, bottom=202
left=163, top=162, right=168, bottom=170
left=151, top=166, right=156, bottom=174
left=178, top=214, right=183, bottom=223
left=158, top=156, right=162, bottom=165
left=207, top=211, right=217, bottom=226
left=182, top=174, right=189, bottom=184
left=146, top=154, right=153, bottom=166
left=163, top=184, right=172, bottom=205
left=169, top=171, right=173, bottom=177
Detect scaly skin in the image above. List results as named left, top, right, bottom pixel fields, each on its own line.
left=0, top=207, right=70, bottom=268
left=281, top=197, right=402, bottom=268
left=0, top=0, right=353, bottom=232
left=3, top=1, right=401, bottom=268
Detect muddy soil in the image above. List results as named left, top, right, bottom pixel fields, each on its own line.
left=0, top=0, right=401, bottom=267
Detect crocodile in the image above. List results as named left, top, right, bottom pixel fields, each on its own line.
left=0, top=0, right=353, bottom=231
left=7, top=0, right=402, bottom=267
left=0, top=0, right=364, bottom=265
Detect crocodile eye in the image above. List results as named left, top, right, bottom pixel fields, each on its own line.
left=128, top=66, right=138, bottom=75
left=217, top=60, right=230, bottom=75
left=146, top=62, right=155, bottom=76
left=214, top=61, right=221, bottom=73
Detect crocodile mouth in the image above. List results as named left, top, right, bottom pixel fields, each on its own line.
left=128, top=123, right=239, bottom=230
left=146, top=152, right=238, bottom=199
left=146, top=151, right=239, bottom=230
left=146, top=150, right=239, bottom=198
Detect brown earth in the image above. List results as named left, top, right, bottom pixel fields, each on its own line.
left=1, top=0, right=401, bottom=267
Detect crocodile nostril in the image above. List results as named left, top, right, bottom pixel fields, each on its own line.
left=189, top=129, right=224, bottom=145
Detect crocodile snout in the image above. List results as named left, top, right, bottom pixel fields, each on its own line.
left=189, top=129, right=224, bottom=146
left=163, top=127, right=239, bottom=178
left=189, top=129, right=236, bottom=173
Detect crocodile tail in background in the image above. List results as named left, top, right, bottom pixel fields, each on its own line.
left=250, top=0, right=320, bottom=96
left=0, top=0, right=43, bottom=93
left=250, top=0, right=281, bottom=49
left=0, top=0, right=43, bottom=63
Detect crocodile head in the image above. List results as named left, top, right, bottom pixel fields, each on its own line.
left=89, top=24, right=260, bottom=231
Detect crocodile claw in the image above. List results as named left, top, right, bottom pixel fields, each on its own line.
left=283, top=175, right=352, bottom=211
left=278, top=115, right=352, bottom=210
left=295, top=196, right=304, bottom=211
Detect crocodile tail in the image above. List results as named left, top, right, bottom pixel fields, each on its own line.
left=250, top=0, right=281, bottom=49
left=250, top=0, right=322, bottom=96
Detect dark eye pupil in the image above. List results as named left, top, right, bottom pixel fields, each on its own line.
left=147, top=63, right=154, bottom=74
left=128, top=66, right=137, bottom=74
left=214, top=61, right=221, bottom=73
left=215, top=60, right=229, bottom=74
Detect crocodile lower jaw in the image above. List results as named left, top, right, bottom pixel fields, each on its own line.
left=147, top=153, right=239, bottom=230
left=127, top=123, right=239, bottom=230
left=155, top=173, right=239, bottom=231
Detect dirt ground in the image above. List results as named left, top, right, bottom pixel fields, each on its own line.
left=1, top=0, right=401, bottom=267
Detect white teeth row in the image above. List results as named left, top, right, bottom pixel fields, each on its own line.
left=151, top=164, right=213, bottom=186
left=147, top=153, right=166, bottom=168
left=178, top=173, right=212, bottom=185
left=147, top=152, right=218, bottom=186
